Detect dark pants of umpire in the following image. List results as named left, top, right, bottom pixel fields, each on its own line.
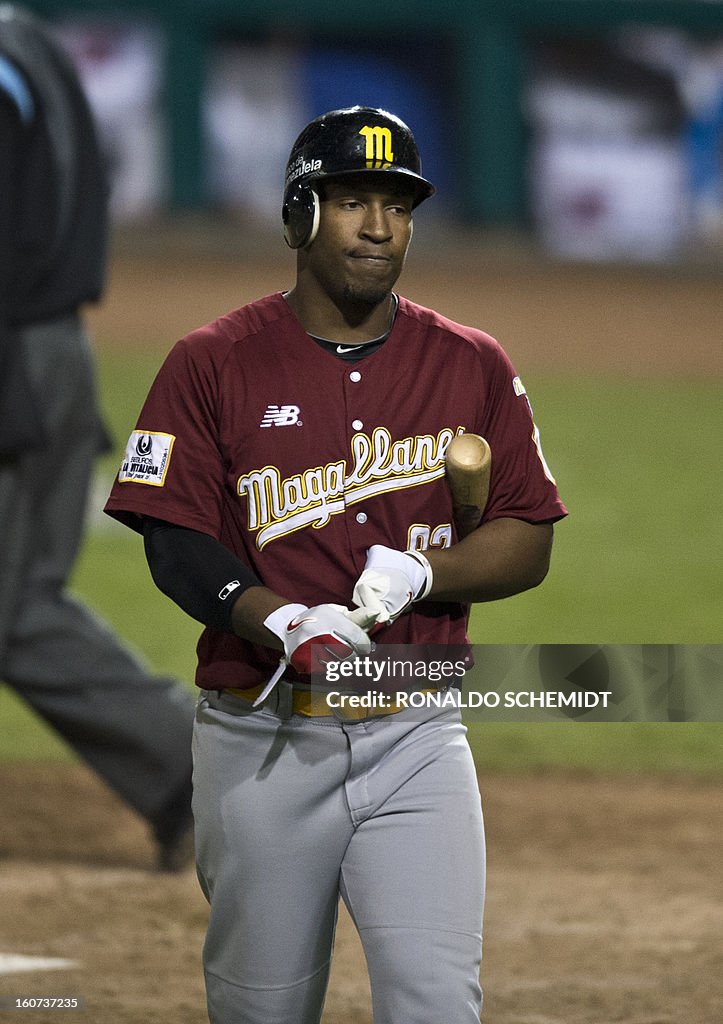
left=0, top=314, right=195, bottom=835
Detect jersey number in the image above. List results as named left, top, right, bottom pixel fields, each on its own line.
left=407, top=523, right=452, bottom=552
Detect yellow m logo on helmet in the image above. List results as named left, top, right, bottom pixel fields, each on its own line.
left=359, top=125, right=394, bottom=168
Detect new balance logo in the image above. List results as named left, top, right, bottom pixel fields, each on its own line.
left=260, top=404, right=302, bottom=428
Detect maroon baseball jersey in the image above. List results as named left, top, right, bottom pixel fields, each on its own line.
left=105, top=292, right=567, bottom=689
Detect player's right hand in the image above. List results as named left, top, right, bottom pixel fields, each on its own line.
left=264, top=602, right=372, bottom=676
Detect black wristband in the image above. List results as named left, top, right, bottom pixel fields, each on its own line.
left=142, top=517, right=261, bottom=633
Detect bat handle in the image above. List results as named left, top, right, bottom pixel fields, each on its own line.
left=346, top=605, right=382, bottom=630
left=453, top=504, right=483, bottom=540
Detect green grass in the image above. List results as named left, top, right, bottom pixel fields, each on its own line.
left=466, top=722, right=722, bottom=774
left=1, top=350, right=720, bottom=770
left=469, top=374, right=723, bottom=644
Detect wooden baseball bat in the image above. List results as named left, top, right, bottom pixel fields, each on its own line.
left=347, top=434, right=492, bottom=628
left=445, top=433, right=492, bottom=539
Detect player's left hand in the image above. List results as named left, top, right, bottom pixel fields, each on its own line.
left=352, top=545, right=433, bottom=627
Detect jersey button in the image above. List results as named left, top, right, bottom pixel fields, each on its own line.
left=356, top=512, right=368, bottom=524
left=349, top=370, right=362, bottom=383
left=352, top=419, right=363, bottom=431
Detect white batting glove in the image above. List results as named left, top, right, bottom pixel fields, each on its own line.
left=264, top=602, right=372, bottom=677
left=352, top=545, right=434, bottom=627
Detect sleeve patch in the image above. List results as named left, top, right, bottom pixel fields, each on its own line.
left=118, top=430, right=175, bottom=486
left=512, top=376, right=527, bottom=397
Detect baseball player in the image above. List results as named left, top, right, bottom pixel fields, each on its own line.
left=105, top=106, right=567, bottom=1022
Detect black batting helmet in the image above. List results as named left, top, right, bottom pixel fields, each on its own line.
left=282, top=106, right=436, bottom=249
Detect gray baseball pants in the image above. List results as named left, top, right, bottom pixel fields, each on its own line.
left=193, top=689, right=486, bottom=1024
left=0, top=315, right=194, bottom=824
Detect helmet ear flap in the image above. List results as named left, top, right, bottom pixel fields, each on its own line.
left=282, top=183, right=320, bottom=249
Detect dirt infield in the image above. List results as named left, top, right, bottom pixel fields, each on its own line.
left=88, top=223, right=722, bottom=377
left=1, top=764, right=721, bottom=1024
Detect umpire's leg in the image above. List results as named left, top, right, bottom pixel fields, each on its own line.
left=0, top=316, right=195, bottom=831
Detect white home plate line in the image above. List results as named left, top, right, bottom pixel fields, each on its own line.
left=0, top=954, right=80, bottom=975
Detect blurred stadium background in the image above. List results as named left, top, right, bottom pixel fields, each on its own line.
left=15, top=0, right=723, bottom=254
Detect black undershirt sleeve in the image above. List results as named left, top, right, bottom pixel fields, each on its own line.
left=142, top=517, right=262, bottom=633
